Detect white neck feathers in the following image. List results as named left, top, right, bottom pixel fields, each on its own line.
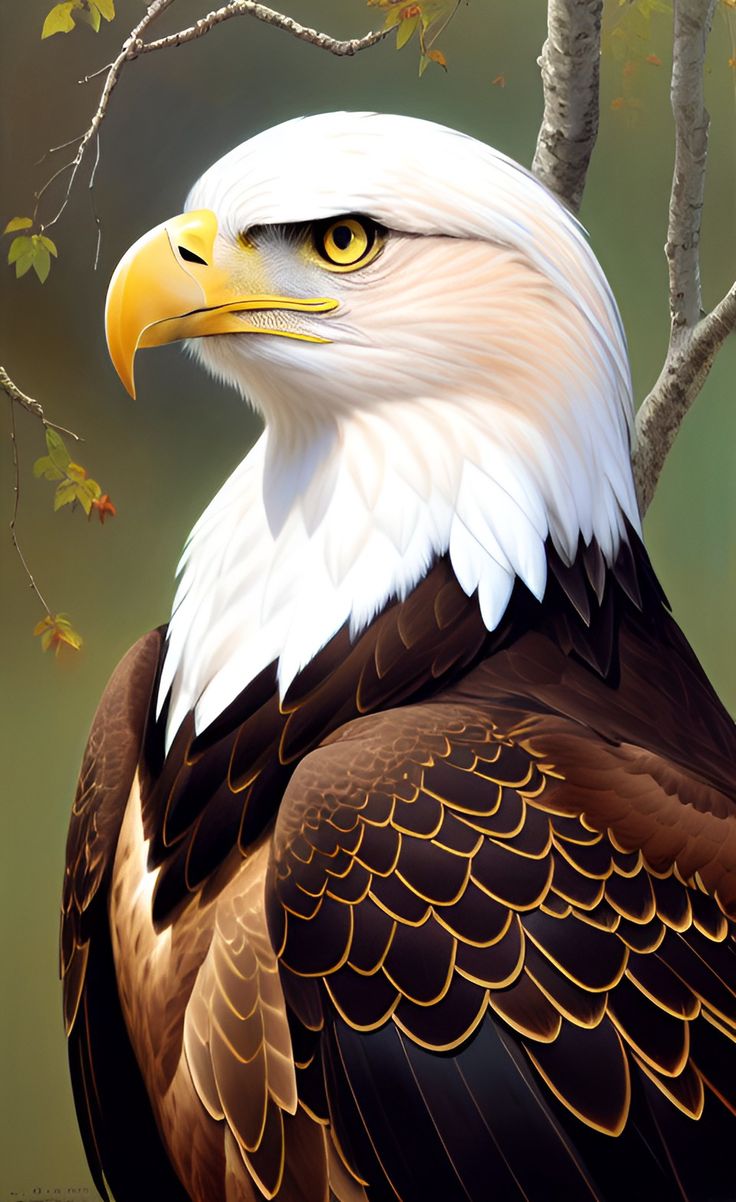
left=160, top=118, right=640, bottom=747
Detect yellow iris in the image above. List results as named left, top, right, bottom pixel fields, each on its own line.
left=317, top=217, right=381, bottom=271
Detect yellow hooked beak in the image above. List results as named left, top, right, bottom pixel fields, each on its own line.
left=105, top=209, right=338, bottom=397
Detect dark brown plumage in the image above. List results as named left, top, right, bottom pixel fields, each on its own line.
left=62, top=533, right=736, bottom=1202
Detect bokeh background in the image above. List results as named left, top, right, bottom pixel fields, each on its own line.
left=1, top=0, right=734, bottom=1195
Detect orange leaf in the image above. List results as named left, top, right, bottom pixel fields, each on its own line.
left=646, top=54, right=662, bottom=65
left=90, top=493, right=117, bottom=524
left=400, top=3, right=421, bottom=16
left=491, top=74, right=506, bottom=87
left=427, top=48, right=447, bottom=68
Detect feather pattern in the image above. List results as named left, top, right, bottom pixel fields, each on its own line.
left=63, top=112, right=736, bottom=1202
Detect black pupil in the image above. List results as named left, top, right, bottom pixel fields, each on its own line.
left=332, top=225, right=354, bottom=251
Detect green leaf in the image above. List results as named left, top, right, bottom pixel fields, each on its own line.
left=15, top=252, right=36, bottom=278
left=8, top=236, right=33, bottom=265
left=39, top=235, right=58, bottom=257
left=396, top=13, right=420, bottom=49
left=73, top=478, right=102, bottom=514
left=76, top=4, right=101, bottom=29
left=33, top=454, right=64, bottom=481
left=45, top=428, right=72, bottom=472
left=90, top=0, right=115, bottom=20
left=10, top=234, right=53, bottom=279
left=54, top=480, right=78, bottom=510
left=85, top=477, right=102, bottom=501
left=42, top=2, right=80, bottom=38
left=3, top=216, right=33, bottom=234
left=32, top=243, right=51, bottom=283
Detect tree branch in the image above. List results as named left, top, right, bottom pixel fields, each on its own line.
left=139, top=2, right=389, bottom=57
left=664, top=0, right=714, bottom=334
left=633, top=281, right=735, bottom=514
left=34, top=1, right=386, bottom=237
left=0, top=366, right=80, bottom=441
left=631, top=0, right=734, bottom=515
left=531, top=0, right=603, bottom=214
left=39, top=0, right=178, bottom=231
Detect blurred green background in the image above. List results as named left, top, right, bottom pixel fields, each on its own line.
left=1, top=0, right=734, bottom=1195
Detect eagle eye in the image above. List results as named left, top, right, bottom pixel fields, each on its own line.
left=314, top=216, right=382, bottom=272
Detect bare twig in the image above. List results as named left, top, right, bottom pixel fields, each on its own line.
left=32, top=0, right=385, bottom=240
left=41, top=0, right=178, bottom=232
left=531, top=0, right=603, bottom=214
left=631, top=0, right=734, bottom=514
left=7, top=396, right=52, bottom=617
left=2, top=366, right=88, bottom=619
left=139, top=1, right=389, bottom=56
left=0, top=366, right=81, bottom=441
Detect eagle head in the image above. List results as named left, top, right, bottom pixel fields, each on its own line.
left=105, top=112, right=640, bottom=744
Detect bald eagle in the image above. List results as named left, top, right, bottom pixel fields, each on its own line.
left=63, top=113, right=736, bottom=1202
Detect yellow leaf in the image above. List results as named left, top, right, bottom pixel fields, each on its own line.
left=90, top=0, right=115, bottom=19
left=34, top=613, right=83, bottom=654
left=42, top=2, right=80, bottom=38
left=4, top=216, right=33, bottom=234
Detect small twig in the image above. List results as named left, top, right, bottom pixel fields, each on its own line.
left=7, top=397, right=52, bottom=617
left=0, top=366, right=81, bottom=442
left=631, top=0, right=732, bottom=514
left=89, top=133, right=103, bottom=270
left=531, top=0, right=603, bottom=214
left=78, top=61, right=114, bottom=84
left=32, top=159, right=75, bottom=223
left=40, top=0, right=178, bottom=232
left=138, top=1, right=388, bottom=56
left=32, top=0, right=385, bottom=239
left=35, top=132, right=89, bottom=165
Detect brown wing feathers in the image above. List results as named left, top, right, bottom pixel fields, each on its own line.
left=270, top=704, right=736, bottom=1201
left=140, top=534, right=670, bottom=931
left=61, top=631, right=192, bottom=1202
left=63, top=534, right=736, bottom=1202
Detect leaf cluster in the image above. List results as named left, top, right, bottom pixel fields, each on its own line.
left=42, top=0, right=115, bottom=39
left=33, top=613, right=83, bottom=655
left=33, top=428, right=115, bottom=520
left=607, top=0, right=671, bottom=65
left=4, top=218, right=58, bottom=282
left=367, top=0, right=459, bottom=74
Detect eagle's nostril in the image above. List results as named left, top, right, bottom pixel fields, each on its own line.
left=178, top=246, right=208, bottom=266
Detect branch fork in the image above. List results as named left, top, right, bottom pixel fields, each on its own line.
left=532, top=0, right=734, bottom=516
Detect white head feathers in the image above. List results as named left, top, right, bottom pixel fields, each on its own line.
left=159, top=112, right=639, bottom=746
